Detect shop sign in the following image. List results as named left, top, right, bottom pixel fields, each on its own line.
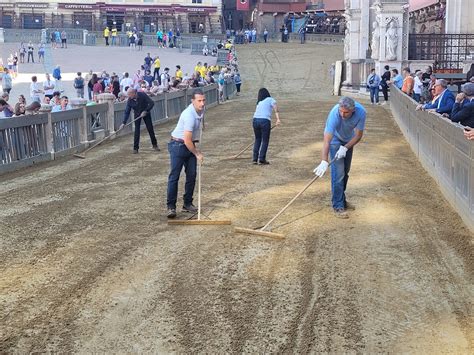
left=0, top=3, right=14, bottom=8
left=59, top=4, right=99, bottom=10
left=17, top=3, right=49, bottom=8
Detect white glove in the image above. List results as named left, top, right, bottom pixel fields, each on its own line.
left=335, top=146, right=348, bottom=160
left=313, top=160, right=329, bottom=177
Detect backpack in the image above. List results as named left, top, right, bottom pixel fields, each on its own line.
left=74, top=77, right=84, bottom=89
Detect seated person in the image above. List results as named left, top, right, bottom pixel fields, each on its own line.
left=149, top=80, right=162, bottom=95
left=25, top=101, right=41, bottom=115
left=416, top=79, right=455, bottom=114
left=450, top=83, right=474, bottom=127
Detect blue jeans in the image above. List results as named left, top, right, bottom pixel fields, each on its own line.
left=329, top=143, right=353, bottom=209
left=369, top=86, right=379, bottom=103
left=253, top=118, right=271, bottom=162
left=167, top=141, right=197, bottom=209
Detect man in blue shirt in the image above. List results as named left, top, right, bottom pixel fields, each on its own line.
left=314, top=97, right=366, bottom=218
left=416, top=78, right=455, bottom=114
left=391, top=68, right=403, bottom=89
left=166, top=89, right=205, bottom=218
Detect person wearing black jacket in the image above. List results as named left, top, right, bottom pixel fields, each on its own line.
left=450, top=83, right=474, bottom=128
left=380, top=65, right=391, bottom=104
left=120, top=88, right=160, bottom=154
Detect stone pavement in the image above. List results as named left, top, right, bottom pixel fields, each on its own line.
left=0, top=43, right=215, bottom=102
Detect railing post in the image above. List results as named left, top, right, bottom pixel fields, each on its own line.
left=83, top=30, right=88, bottom=46
left=97, top=93, right=116, bottom=137
left=39, top=104, right=54, bottom=159
left=164, top=92, right=169, bottom=118
left=70, top=98, right=88, bottom=144
left=0, top=28, right=4, bottom=43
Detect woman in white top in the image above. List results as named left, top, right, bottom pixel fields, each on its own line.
left=252, top=88, right=281, bottom=165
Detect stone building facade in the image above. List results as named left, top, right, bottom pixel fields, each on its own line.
left=0, top=0, right=223, bottom=34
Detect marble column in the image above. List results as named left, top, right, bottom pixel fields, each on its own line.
left=445, top=0, right=474, bottom=34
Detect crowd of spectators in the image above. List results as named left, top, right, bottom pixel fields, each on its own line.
left=369, top=63, right=474, bottom=141
left=0, top=40, right=241, bottom=119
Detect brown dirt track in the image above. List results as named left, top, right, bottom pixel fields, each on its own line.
left=1, top=42, right=473, bottom=353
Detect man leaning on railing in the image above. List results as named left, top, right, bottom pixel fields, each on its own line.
left=449, top=83, right=474, bottom=128
left=415, top=79, right=455, bottom=115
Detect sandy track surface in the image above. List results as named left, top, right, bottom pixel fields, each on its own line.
left=1, top=42, right=473, bottom=353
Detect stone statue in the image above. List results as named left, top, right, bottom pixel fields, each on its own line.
left=385, top=20, right=398, bottom=61
left=371, top=21, right=380, bottom=60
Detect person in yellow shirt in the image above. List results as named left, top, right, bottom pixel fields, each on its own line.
left=175, top=65, right=183, bottom=82
left=104, top=27, right=110, bottom=46
left=224, top=41, right=232, bottom=50
left=153, top=56, right=161, bottom=81
left=199, top=63, right=207, bottom=78
left=194, top=62, right=201, bottom=75
left=111, top=27, right=118, bottom=46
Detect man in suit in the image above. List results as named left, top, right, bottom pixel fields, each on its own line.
left=450, top=83, right=474, bottom=127
left=416, top=79, right=455, bottom=114
left=120, top=88, right=160, bottom=154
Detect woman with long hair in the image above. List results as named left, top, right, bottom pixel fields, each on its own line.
left=252, top=88, right=281, bottom=165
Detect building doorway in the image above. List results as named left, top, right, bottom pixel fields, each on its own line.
left=22, top=14, right=43, bottom=29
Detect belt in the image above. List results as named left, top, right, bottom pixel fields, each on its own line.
left=171, top=137, right=199, bottom=143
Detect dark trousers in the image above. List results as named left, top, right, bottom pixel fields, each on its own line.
left=253, top=118, right=271, bottom=162
left=167, top=140, right=197, bottom=209
left=105, top=36, right=109, bottom=46
left=236, top=83, right=241, bottom=93
left=27, top=53, right=34, bottom=63
left=133, top=115, right=157, bottom=150
left=154, top=68, right=160, bottom=82
left=329, top=144, right=353, bottom=209
left=264, top=34, right=267, bottom=43
left=381, top=84, right=389, bottom=101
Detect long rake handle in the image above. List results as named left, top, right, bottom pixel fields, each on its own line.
left=261, top=159, right=335, bottom=231
left=198, top=161, right=202, bottom=220
left=233, top=125, right=277, bottom=159
left=81, top=113, right=145, bottom=155
left=261, top=175, right=319, bottom=231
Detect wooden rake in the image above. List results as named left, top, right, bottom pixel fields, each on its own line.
left=73, top=113, right=145, bottom=159
left=234, top=159, right=335, bottom=239
left=225, top=125, right=277, bottom=160
left=168, top=120, right=232, bottom=226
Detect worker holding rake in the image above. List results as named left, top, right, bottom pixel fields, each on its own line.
left=166, top=88, right=205, bottom=219
left=313, top=96, right=366, bottom=219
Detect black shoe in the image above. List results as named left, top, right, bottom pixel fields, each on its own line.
left=258, top=160, right=270, bottom=165
left=182, top=204, right=198, bottom=213
left=167, top=208, right=177, bottom=218
left=253, top=160, right=258, bottom=165
left=153, top=145, right=161, bottom=151
left=133, top=149, right=139, bottom=154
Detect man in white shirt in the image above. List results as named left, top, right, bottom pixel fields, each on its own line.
left=43, top=73, right=56, bottom=99
left=160, top=67, right=170, bottom=91
left=30, top=76, right=43, bottom=103
left=166, top=88, right=205, bottom=218
left=119, top=72, right=133, bottom=93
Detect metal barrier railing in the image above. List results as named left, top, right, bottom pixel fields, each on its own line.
left=0, top=113, right=49, bottom=164
left=51, top=108, right=83, bottom=153
left=86, top=103, right=109, bottom=139
left=0, top=84, right=221, bottom=174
